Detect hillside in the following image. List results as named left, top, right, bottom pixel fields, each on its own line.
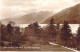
left=42, top=4, right=80, bottom=24
left=0, top=11, right=53, bottom=24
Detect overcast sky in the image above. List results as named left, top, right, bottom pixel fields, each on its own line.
left=0, top=0, right=80, bottom=20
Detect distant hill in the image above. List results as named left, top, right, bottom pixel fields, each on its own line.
left=42, top=4, right=80, bottom=24
left=0, top=11, right=53, bottom=24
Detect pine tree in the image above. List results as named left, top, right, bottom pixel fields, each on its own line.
left=77, top=26, right=80, bottom=43
left=47, top=18, right=56, bottom=41
left=56, top=23, right=60, bottom=29
left=50, top=18, right=54, bottom=25
left=56, top=23, right=61, bottom=43
left=60, top=21, right=72, bottom=46
left=33, top=22, right=40, bottom=35
left=6, top=21, right=15, bottom=36
left=7, top=23, right=13, bottom=34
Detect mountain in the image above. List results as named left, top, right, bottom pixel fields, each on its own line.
left=42, top=4, right=80, bottom=24
left=0, top=11, right=53, bottom=24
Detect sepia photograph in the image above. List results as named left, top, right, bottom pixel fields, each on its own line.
left=0, top=0, right=80, bottom=52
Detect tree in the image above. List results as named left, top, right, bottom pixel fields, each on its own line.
left=56, top=23, right=60, bottom=29
left=60, top=21, right=72, bottom=46
left=12, top=26, right=21, bottom=46
left=7, top=23, right=13, bottom=34
left=56, top=23, right=61, bottom=43
left=50, top=18, right=54, bottom=25
left=0, top=24, right=7, bottom=41
left=77, top=26, right=80, bottom=43
left=33, top=22, right=40, bottom=35
left=8, top=21, right=15, bottom=26
left=46, top=18, right=56, bottom=41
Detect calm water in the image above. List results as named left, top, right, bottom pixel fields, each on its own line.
left=16, top=24, right=79, bottom=33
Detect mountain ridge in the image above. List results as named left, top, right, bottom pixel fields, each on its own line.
left=0, top=11, right=53, bottom=24
left=42, top=3, right=80, bottom=24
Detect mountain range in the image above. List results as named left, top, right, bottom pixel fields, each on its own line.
left=42, top=3, right=80, bottom=24
left=0, top=11, right=53, bottom=24
left=1, top=4, right=80, bottom=24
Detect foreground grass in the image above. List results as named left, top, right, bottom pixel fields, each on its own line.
left=0, top=43, right=72, bottom=51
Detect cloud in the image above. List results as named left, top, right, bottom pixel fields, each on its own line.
left=2, top=0, right=36, bottom=7
left=0, top=0, right=80, bottom=19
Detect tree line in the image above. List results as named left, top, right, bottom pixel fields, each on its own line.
left=0, top=18, right=80, bottom=50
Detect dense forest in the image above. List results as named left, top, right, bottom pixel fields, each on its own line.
left=0, top=18, right=80, bottom=50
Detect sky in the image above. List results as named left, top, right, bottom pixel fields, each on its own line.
left=0, top=0, right=80, bottom=20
